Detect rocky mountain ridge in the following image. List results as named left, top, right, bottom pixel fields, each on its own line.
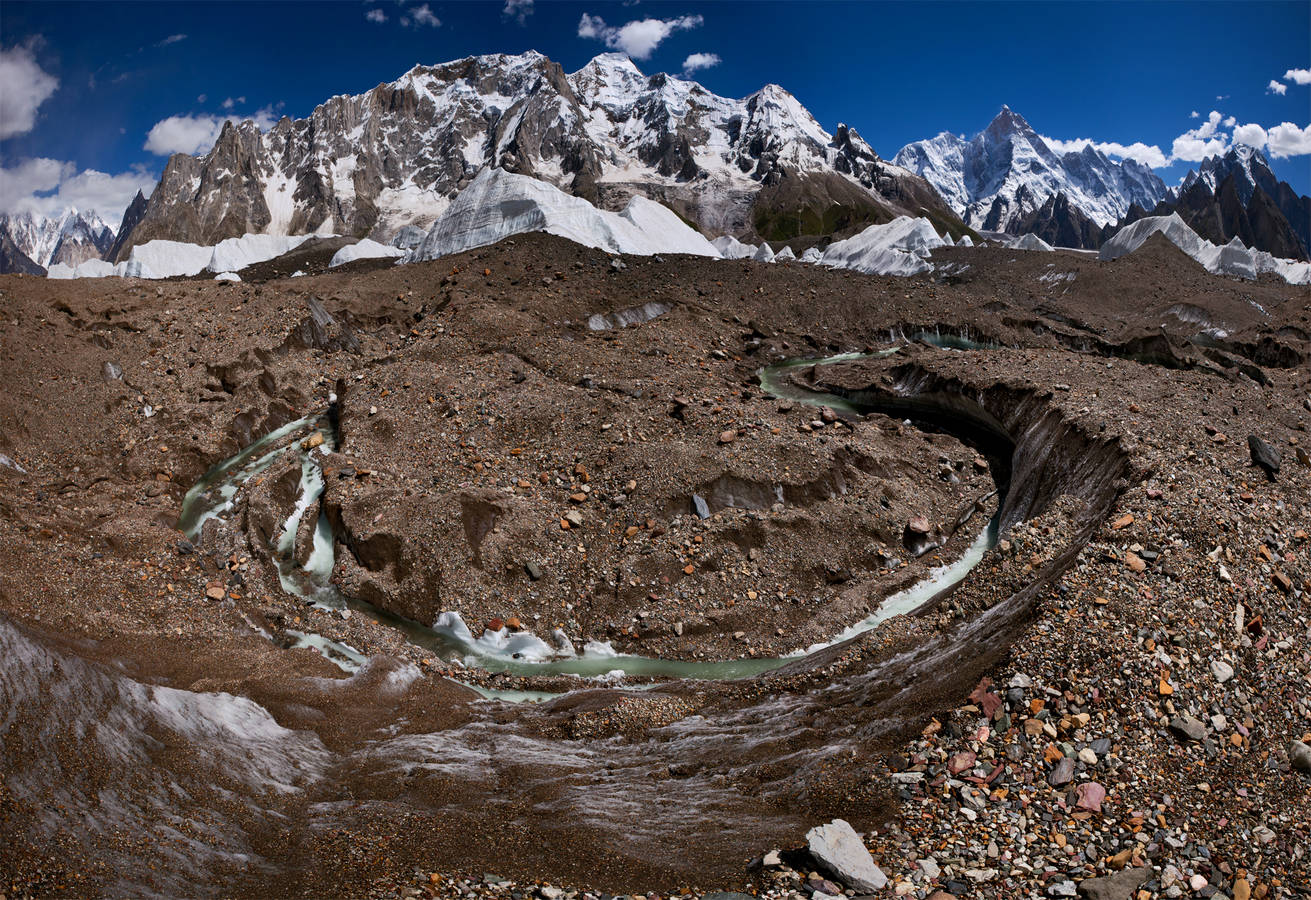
left=0, top=208, right=115, bottom=273
left=112, top=51, right=965, bottom=259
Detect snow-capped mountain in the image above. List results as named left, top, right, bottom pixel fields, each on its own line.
left=1168, top=145, right=1310, bottom=258
left=894, top=107, right=1168, bottom=234
left=0, top=208, right=115, bottom=269
left=113, top=51, right=963, bottom=259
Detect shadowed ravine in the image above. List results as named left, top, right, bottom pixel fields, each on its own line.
left=0, top=355, right=1132, bottom=896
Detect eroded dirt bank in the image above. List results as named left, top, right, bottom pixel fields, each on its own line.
left=1, top=234, right=1308, bottom=898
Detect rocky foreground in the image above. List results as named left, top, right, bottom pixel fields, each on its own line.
left=0, top=234, right=1308, bottom=899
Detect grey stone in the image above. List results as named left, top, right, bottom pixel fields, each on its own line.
left=525, top=560, right=544, bottom=581
left=1048, top=757, right=1076, bottom=786
left=806, top=818, right=888, bottom=892
left=1077, top=867, right=1152, bottom=900
left=1289, top=740, right=1311, bottom=772
left=1209, top=659, right=1234, bottom=683
left=1169, top=715, right=1207, bottom=742
left=1048, top=881, right=1078, bottom=897
left=1247, top=434, right=1281, bottom=480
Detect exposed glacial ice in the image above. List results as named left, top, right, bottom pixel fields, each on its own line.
left=1099, top=213, right=1311, bottom=285
left=712, top=234, right=758, bottom=259
left=404, top=167, right=720, bottom=262
left=818, top=216, right=950, bottom=276
left=329, top=239, right=406, bottom=268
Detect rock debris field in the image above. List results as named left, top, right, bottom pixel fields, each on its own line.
left=0, top=232, right=1308, bottom=899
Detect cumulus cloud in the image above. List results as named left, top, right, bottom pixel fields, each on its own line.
left=156, top=34, right=187, bottom=46
left=144, top=107, right=279, bottom=156
left=1267, top=80, right=1288, bottom=96
left=220, top=96, right=245, bottom=110
left=503, top=0, right=533, bottom=25
left=1222, top=116, right=1236, bottom=127
left=577, top=13, right=703, bottom=59
left=1231, top=122, right=1267, bottom=148
left=1266, top=122, right=1311, bottom=157
left=400, top=4, right=440, bottom=28
left=1170, top=110, right=1229, bottom=162
left=1283, top=68, right=1311, bottom=85
left=0, top=156, right=156, bottom=220
left=0, top=42, right=59, bottom=140
left=681, top=52, right=721, bottom=74
left=1189, top=111, right=1199, bottom=118
left=1040, top=135, right=1169, bottom=169
left=365, top=8, right=387, bottom=22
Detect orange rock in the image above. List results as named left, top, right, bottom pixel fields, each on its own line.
left=1159, top=677, right=1174, bottom=696
left=682, top=564, right=695, bottom=575
left=1112, top=513, right=1134, bottom=530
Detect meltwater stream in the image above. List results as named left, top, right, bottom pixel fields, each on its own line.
left=178, top=351, right=998, bottom=688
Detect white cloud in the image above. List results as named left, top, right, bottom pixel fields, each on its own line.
left=1231, top=122, right=1268, bottom=149
left=1170, top=110, right=1229, bottom=162
left=365, top=8, right=387, bottom=23
left=156, top=34, right=187, bottom=47
left=503, top=0, right=533, bottom=25
left=1283, top=68, right=1311, bottom=85
left=1267, top=80, right=1288, bottom=96
left=1266, top=122, right=1311, bottom=158
left=1040, top=135, right=1169, bottom=168
left=0, top=156, right=156, bottom=220
left=0, top=42, right=59, bottom=140
left=220, top=96, right=244, bottom=110
left=682, top=52, right=721, bottom=74
left=1189, top=110, right=1199, bottom=118
left=400, top=4, right=440, bottom=28
left=1222, top=116, right=1236, bottom=127
left=577, top=13, right=703, bottom=60
left=144, top=107, right=279, bottom=156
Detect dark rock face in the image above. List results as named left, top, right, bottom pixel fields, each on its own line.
left=1123, top=147, right=1311, bottom=260
left=0, top=231, right=45, bottom=275
left=104, top=190, right=149, bottom=264
left=114, top=51, right=965, bottom=258
left=1013, top=192, right=1107, bottom=249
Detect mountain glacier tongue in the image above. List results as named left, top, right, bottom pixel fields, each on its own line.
left=894, top=107, right=1168, bottom=232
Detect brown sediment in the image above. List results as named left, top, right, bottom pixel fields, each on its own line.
left=0, top=232, right=1307, bottom=897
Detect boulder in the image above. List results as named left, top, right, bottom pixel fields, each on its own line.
left=1077, top=867, right=1152, bottom=900
left=806, top=819, right=888, bottom=892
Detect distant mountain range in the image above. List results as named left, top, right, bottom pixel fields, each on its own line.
left=0, top=208, right=115, bottom=274
left=107, top=50, right=964, bottom=260
left=2, top=59, right=1308, bottom=275
left=893, top=106, right=1169, bottom=233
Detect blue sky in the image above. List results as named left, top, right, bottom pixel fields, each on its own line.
left=1, top=0, right=1308, bottom=223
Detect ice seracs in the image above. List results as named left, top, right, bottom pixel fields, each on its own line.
left=329, top=239, right=406, bottom=268
left=818, top=216, right=951, bottom=277
left=1100, top=213, right=1311, bottom=284
left=405, top=167, right=719, bottom=262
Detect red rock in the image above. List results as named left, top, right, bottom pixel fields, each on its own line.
left=1076, top=781, right=1106, bottom=812
left=947, top=751, right=976, bottom=775
left=485, top=617, right=505, bottom=632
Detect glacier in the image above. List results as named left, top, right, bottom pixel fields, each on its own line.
left=404, top=167, right=720, bottom=263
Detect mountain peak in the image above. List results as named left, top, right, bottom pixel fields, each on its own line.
left=984, top=105, right=1034, bottom=140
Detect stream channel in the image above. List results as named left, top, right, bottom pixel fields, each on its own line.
left=178, top=349, right=999, bottom=696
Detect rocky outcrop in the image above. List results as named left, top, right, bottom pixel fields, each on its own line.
left=1012, top=191, right=1107, bottom=249
left=0, top=231, right=45, bottom=275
